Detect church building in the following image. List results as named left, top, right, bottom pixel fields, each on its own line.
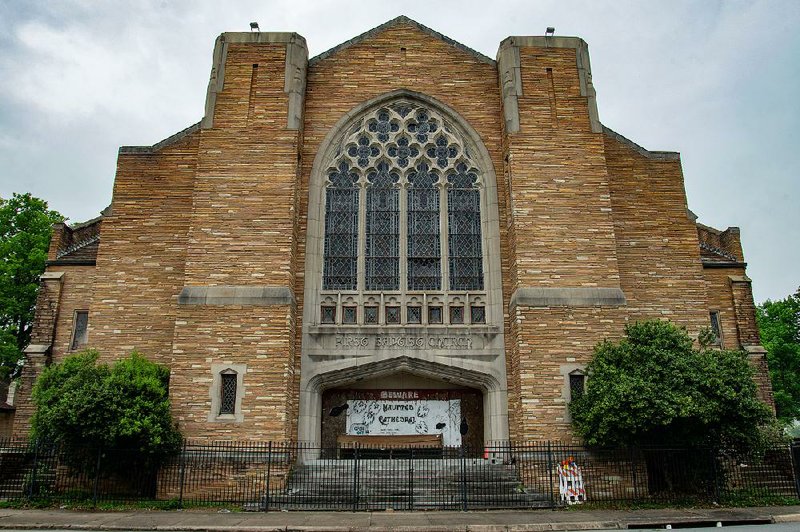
left=12, top=17, right=773, bottom=446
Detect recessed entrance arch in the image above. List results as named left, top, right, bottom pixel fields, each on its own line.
left=299, top=356, right=508, bottom=445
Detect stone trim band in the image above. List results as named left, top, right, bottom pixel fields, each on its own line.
left=178, top=286, right=295, bottom=306
left=509, top=287, right=627, bottom=309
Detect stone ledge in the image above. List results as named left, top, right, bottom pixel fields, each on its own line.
left=178, top=286, right=295, bottom=307
left=509, top=287, right=627, bottom=309
left=24, top=344, right=51, bottom=355
left=39, top=272, right=65, bottom=281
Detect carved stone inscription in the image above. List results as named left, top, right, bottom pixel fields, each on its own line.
left=334, top=334, right=475, bottom=350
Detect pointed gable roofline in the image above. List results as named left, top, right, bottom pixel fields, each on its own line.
left=309, top=15, right=496, bottom=67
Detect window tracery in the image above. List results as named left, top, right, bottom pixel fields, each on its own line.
left=320, top=101, right=487, bottom=325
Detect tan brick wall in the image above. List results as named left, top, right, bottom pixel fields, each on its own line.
left=89, top=132, right=199, bottom=364
left=507, top=46, right=620, bottom=290
left=512, top=306, right=627, bottom=441
left=603, top=133, right=708, bottom=332
left=170, top=305, right=294, bottom=441
left=702, top=266, right=744, bottom=350
left=47, top=266, right=96, bottom=362
left=173, top=42, right=301, bottom=441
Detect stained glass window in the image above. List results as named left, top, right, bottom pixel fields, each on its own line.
left=385, top=306, right=401, bottom=324
left=343, top=306, right=357, bottom=324
left=320, top=102, right=488, bottom=320
left=220, top=372, right=237, bottom=415
left=321, top=306, right=336, bottom=324
left=448, top=163, right=483, bottom=291
left=407, top=306, right=422, bottom=324
left=408, top=162, right=441, bottom=290
left=323, top=162, right=359, bottom=290
left=428, top=306, right=443, bottom=324
left=365, top=162, right=400, bottom=290
left=364, top=305, right=378, bottom=324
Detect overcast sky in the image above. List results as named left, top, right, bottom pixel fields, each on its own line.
left=0, top=0, right=797, bottom=303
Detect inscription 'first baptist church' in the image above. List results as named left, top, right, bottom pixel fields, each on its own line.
left=335, top=335, right=474, bottom=350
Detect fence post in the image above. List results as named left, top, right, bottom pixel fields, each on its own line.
left=92, top=447, right=102, bottom=508
left=352, top=445, right=359, bottom=512
left=460, top=444, right=468, bottom=511
left=629, top=447, right=639, bottom=502
left=27, top=440, right=39, bottom=501
left=177, top=439, right=187, bottom=509
left=263, top=441, right=272, bottom=512
left=408, top=448, right=414, bottom=511
left=547, top=442, right=555, bottom=508
left=709, top=448, right=720, bottom=503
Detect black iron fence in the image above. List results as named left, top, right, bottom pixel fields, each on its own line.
left=1, top=439, right=799, bottom=510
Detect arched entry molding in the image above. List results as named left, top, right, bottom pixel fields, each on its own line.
left=299, top=89, right=508, bottom=446
left=298, top=356, right=509, bottom=445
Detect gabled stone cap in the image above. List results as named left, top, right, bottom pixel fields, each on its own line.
left=310, top=15, right=495, bottom=67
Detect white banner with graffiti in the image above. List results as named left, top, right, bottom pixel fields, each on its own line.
left=346, top=399, right=462, bottom=447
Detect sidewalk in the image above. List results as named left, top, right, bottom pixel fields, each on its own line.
left=1, top=506, right=800, bottom=531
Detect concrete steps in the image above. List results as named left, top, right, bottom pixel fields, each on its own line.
left=263, top=458, right=551, bottom=510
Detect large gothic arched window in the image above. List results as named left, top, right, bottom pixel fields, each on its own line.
left=321, top=101, right=485, bottom=325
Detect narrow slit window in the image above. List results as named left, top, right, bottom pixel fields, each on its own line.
left=219, top=372, right=237, bottom=415
left=709, top=311, right=722, bottom=344
left=70, top=310, right=89, bottom=350
left=569, top=373, right=585, bottom=401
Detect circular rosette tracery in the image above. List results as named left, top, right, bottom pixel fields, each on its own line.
left=367, top=108, right=401, bottom=143
left=347, top=135, right=380, bottom=168
left=427, top=134, right=459, bottom=169
left=386, top=136, right=419, bottom=168
left=407, top=110, right=438, bottom=143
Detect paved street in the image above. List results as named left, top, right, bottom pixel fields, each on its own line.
left=1, top=505, right=800, bottom=531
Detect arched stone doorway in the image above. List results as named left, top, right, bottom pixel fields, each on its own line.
left=299, top=356, right=507, bottom=446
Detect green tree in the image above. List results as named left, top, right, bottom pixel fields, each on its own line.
left=0, top=193, right=63, bottom=379
left=570, top=320, right=772, bottom=451
left=30, top=350, right=182, bottom=470
left=757, top=288, right=800, bottom=422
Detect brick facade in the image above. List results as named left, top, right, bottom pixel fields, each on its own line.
left=11, top=17, right=774, bottom=442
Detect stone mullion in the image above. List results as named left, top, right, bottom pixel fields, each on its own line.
left=357, top=177, right=367, bottom=321
left=439, top=180, right=451, bottom=308
left=399, top=179, right=409, bottom=322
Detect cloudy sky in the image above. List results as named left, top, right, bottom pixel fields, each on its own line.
left=0, top=0, right=797, bottom=303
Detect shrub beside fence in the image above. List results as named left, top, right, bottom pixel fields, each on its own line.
left=1, top=438, right=799, bottom=510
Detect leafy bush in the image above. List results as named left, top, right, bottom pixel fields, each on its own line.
left=30, top=350, right=181, bottom=471
left=570, top=320, right=772, bottom=452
